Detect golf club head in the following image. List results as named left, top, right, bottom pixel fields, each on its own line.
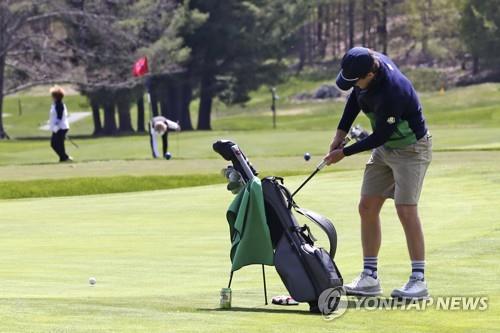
left=349, top=125, right=370, bottom=142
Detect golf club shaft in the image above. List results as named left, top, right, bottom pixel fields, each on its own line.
left=291, top=169, right=320, bottom=198
left=291, top=135, right=351, bottom=198
left=291, top=160, right=327, bottom=198
left=67, top=136, right=79, bottom=149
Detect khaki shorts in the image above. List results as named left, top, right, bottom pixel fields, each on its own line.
left=361, top=134, right=432, bottom=205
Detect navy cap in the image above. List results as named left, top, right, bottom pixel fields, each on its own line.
left=336, top=47, right=374, bottom=90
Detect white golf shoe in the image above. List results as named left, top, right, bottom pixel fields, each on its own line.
left=344, top=271, right=382, bottom=296
left=391, top=276, right=429, bottom=299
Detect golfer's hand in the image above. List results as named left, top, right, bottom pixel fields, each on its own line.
left=329, top=130, right=349, bottom=151
left=329, top=136, right=344, bottom=152
left=324, top=149, right=345, bottom=165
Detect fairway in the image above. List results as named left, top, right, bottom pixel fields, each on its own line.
left=0, top=150, right=499, bottom=332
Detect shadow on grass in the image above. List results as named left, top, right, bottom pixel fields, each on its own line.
left=197, top=306, right=313, bottom=315
left=198, top=297, right=431, bottom=315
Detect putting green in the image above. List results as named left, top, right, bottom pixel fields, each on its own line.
left=0, top=151, right=498, bottom=332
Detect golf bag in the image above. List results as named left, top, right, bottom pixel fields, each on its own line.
left=213, top=140, right=343, bottom=309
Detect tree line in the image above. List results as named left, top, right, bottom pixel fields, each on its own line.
left=0, top=0, right=498, bottom=139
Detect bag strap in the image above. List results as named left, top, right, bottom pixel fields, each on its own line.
left=293, top=207, right=337, bottom=259
left=269, top=177, right=338, bottom=259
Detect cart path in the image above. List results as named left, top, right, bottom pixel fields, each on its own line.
left=39, top=112, right=91, bottom=130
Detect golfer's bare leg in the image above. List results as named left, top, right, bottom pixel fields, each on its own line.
left=395, top=204, right=424, bottom=261
left=391, top=204, right=428, bottom=298
left=344, top=195, right=386, bottom=296
left=358, top=195, right=386, bottom=257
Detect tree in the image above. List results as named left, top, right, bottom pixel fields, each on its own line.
left=362, top=0, right=369, bottom=46
left=400, top=0, right=461, bottom=65
left=377, top=0, right=388, bottom=54
left=129, top=0, right=206, bottom=130
left=136, top=96, right=145, bottom=133
left=183, top=0, right=309, bottom=130
left=348, top=0, right=356, bottom=50
left=460, top=0, right=500, bottom=73
left=0, top=0, right=139, bottom=138
left=64, top=0, right=142, bottom=135
left=0, top=1, right=81, bottom=139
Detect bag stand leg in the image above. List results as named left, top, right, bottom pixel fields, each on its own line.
left=228, top=271, right=233, bottom=288
left=262, top=265, right=268, bottom=305
left=227, top=267, right=268, bottom=305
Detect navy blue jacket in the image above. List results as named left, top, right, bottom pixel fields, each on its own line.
left=338, top=52, right=427, bottom=156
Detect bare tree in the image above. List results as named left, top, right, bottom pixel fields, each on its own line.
left=362, top=0, right=368, bottom=46
left=378, top=0, right=388, bottom=54
left=348, top=0, right=355, bottom=49
left=0, top=1, right=65, bottom=138
left=0, top=0, right=121, bottom=139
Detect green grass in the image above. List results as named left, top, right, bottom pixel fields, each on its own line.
left=0, top=82, right=500, bottom=331
left=0, top=174, right=226, bottom=199
left=4, top=83, right=500, bottom=139
left=0, top=151, right=498, bottom=332
left=212, top=82, right=500, bottom=129
left=3, top=94, right=91, bottom=137
left=1, top=127, right=499, bottom=180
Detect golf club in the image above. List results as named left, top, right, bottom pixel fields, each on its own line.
left=38, top=121, right=79, bottom=149
left=291, top=134, right=353, bottom=198
left=291, top=159, right=327, bottom=198
left=67, top=135, right=79, bottom=149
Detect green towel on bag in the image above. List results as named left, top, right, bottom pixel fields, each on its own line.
left=226, top=177, right=274, bottom=272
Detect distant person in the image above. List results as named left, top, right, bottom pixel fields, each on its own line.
left=324, top=47, right=432, bottom=299
left=48, top=86, right=72, bottom=162
left=149, top=116, right=181, bottom=159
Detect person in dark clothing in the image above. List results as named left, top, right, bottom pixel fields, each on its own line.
left=324, top=47, right=432, bottom=299
left=48, top=86, right=72, bottom=162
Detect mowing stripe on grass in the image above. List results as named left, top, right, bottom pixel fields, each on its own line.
left=0, top=175, right=226, bottom=199
left=0, top=168, right=351, bottom=199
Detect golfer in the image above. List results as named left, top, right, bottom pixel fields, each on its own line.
left=48, top=86, right=72, bottom=162
left=149, top=116, right=181, bottom=159
left=325, top=47, right=432, bottom=299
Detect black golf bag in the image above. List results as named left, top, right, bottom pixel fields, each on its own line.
left=213, top=140, right=343, bottom=310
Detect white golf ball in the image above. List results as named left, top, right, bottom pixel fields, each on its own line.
left=89, top=277, right=96, bottom=285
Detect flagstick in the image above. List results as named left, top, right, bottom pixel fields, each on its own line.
left=176, top=128, right=180, bottom=157
left=147, top=92, right=152, bottom=124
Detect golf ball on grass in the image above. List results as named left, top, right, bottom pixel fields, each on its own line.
left=304, top=152, right=311, bottom=161
left=89, top=277, right=96, bottom=286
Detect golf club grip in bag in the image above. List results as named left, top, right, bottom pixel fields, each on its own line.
left=262, top=177, right=343, bottom=303
left=212, top=140, right=258, bottom=181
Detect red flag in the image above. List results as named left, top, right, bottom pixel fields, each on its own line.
left=132, top=56, right=149, bottom=77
